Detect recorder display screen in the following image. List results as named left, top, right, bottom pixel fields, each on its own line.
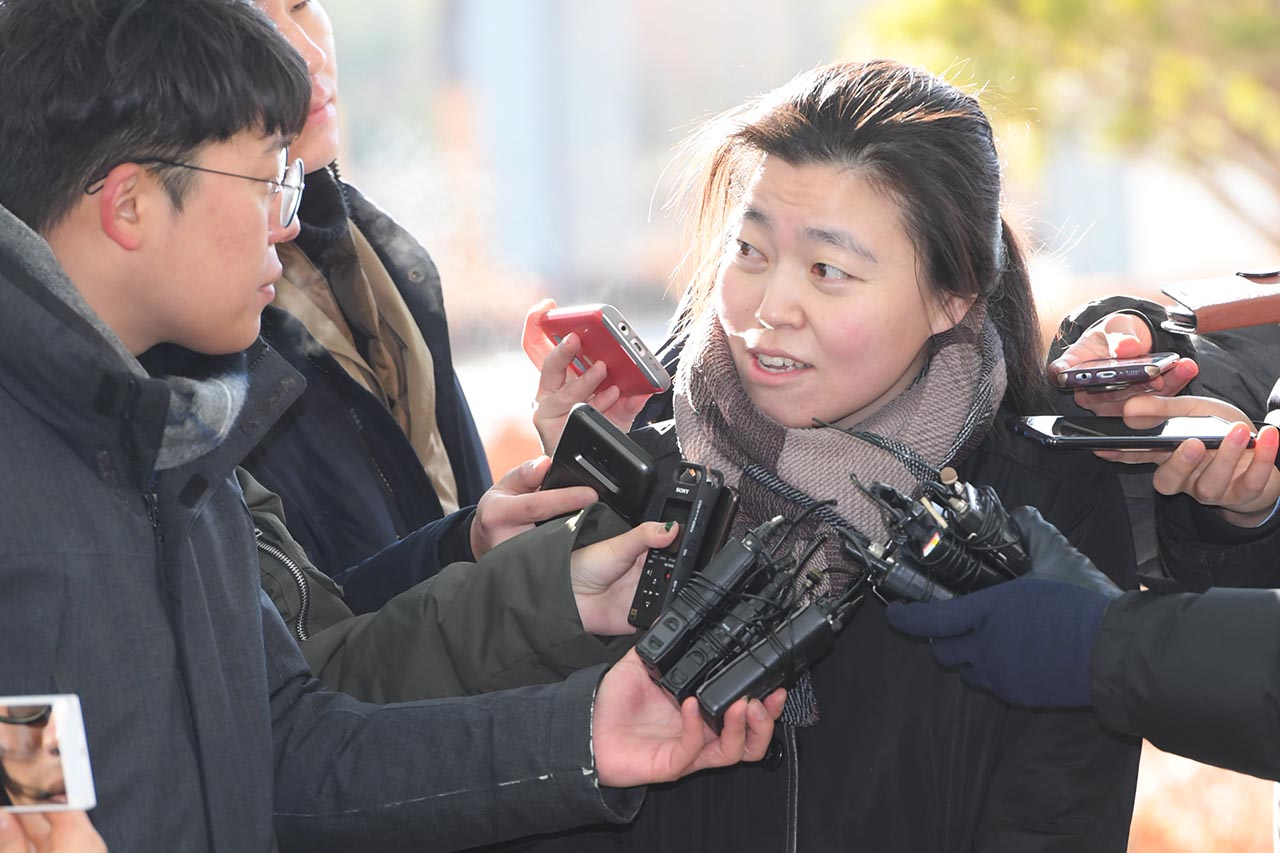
left=658, top=499, right=691, bottom=555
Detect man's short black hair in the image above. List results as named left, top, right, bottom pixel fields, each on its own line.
left=0, top=0, right=310, bottom=233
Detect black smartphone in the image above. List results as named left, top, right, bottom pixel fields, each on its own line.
left=1054, top=353, right=1179, bottom=391
left=542, top=403, right=656, bottom=523
left=1012, top=414, right=1255, bottom=451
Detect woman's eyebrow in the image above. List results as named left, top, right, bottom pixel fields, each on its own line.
left=742, top=207, right=772, bottom=230
left=803, top=226, right=878, bottom=265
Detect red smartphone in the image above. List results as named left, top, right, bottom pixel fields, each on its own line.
left=539, top=304, right=671, bottom=396
left=1054, top=352, right=1179, bottom=391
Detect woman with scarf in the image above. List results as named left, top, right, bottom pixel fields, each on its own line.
left=524, top=59, right=1141, bottom=851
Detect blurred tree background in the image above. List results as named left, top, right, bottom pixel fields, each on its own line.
left=874, top=0, right=1280, bottom=250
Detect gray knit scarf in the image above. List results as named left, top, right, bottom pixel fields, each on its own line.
left=672, top=303, right=1007, bottom=724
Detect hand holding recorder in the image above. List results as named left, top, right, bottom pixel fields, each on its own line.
left=523, top=300, right=670, bottom=455
left=592, top=648, right=785, bottom=787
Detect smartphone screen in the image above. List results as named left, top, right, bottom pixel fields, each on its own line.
left=1054, top=352, right=1179, bottom=390
left=0, top=695, right=95, bottom=812
left=1013, top=415, right=1253, bottom=450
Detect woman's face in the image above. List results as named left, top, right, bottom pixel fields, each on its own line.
left=716, top=157, right=969, bottom=429
left=0, top=710, right=64, bottom=806
left=257, top=0, right=340, bottom=172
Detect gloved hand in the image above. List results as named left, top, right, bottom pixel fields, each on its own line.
left=885, top=506, right=1123, bottom=707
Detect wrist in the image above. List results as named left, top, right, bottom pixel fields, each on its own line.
left=1217, top=496, right=1280, bottom=529
left=461, top=509, right=481, bottom=561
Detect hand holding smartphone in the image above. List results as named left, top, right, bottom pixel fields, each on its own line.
left=1053, top=352, right=1179, bottom=391
left=531, top=304, right=671, bottom=397
left=1012, top=415, right=1256, bottom=451
left=0, top=695, right=95, bottom=812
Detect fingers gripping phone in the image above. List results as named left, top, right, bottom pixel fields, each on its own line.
left=538, top=304, right=672, bottom=397
left=1054, top=353, right=1179, bottom=391
left=1013, top=415, right=1256, bottom=451
left=0, top=695, right=95, bottom=812
left=542, top=403, right=657, bottom=524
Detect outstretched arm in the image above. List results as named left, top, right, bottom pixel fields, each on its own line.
left=265, top=591, right=783, bottom=851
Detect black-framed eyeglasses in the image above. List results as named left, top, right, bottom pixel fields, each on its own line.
left=0, top=706, right=51, bottom=727
left=86, top=149, right=305, bottom=229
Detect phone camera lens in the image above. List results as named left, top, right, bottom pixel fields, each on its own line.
left=1077, top=372, right=1091, bottom=381
left=619, top=323, right=628, bottom=332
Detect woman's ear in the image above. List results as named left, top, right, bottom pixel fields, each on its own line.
left=927, top=292, right=976, bottom=336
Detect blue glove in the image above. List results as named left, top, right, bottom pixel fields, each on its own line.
left=885, top=506, right=1122, bottom=707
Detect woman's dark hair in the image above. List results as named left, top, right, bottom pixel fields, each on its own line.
left=671, top=59, right=1047, bottom=414
left=0, top=0, right=311, bottom=233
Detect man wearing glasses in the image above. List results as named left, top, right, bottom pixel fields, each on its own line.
left=0, top=1, right=782, bottom=850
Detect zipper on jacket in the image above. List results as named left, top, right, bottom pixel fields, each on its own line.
left=347, top=406, right=408, bottom=533
left=145, top=488, right=164, bottom=562
left=305, top=352, right=410, bottom=535
left=144, top=485, right=173, bottom=610
left=785, top=724, right=799, bottom=853
left=255, top=527, right=311, bottom=642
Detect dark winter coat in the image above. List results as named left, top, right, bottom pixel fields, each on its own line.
left=244, top=177, right=491, bottom=614
left=519, top=417, right=1141, bottom=853
left=1092, top=586, right=1280, bottom=781
left=0, top=205, right=638, bottom=851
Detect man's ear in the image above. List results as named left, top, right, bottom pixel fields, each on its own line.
left=928, top=292, right=976, bottom=336
left=96, top=164, right=152, bottom=251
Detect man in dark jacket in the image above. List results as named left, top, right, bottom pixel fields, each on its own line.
left=0, top=1, right=783, bottom=849
left=886, top=507, right=1280, bottom=782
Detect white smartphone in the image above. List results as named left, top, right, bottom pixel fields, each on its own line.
left=0, top=695, right=95, bottom=811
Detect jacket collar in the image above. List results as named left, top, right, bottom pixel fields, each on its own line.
left=0, top=203, right=303, bottom=491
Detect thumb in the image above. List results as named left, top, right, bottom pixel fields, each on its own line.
left=1123, top=391, right=1243, bottom=424
left=1103, top=329, right=1145, bottom=359
left=605, top=521, right=679, bottom=564
left=496, top=455, right=552, bottom=494
left=521, top=298, right=558, bottom=368
left=885, top=596, right=985, bottom=639
left=1100, top=312, right=1151, bottom=357
left=1009, top=506, right=1077, bottom=566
